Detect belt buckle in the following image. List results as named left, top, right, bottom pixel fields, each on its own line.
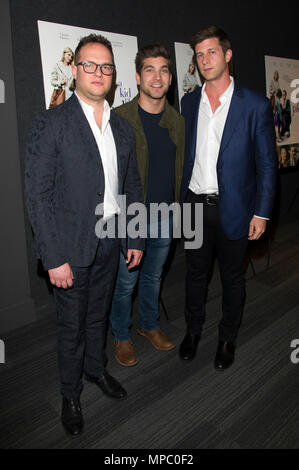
left=206, top=194, right=217, bottom=206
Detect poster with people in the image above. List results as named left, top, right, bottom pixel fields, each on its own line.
left=37, top=20, right=138, bottom=109
left=265, top=55, right=299, bottom=170
left=174, top=42, right=201, bottom=108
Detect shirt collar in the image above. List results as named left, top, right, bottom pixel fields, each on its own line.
left=202, top=76, right=234, bottom=105
left=75, top=91, right=111, bottom=131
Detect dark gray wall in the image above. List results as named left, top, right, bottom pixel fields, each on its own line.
left=6, top=0, right=299, bottom=324
left=0, top=0, right=35, bottom=334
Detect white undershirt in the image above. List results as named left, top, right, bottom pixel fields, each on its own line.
left=76, top=92, right=120, bottom=220
left=189, top=77, right=234, bottom=195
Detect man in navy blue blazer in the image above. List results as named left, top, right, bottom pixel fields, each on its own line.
left=25, top=34, right=144, bottom=437
left=179, top=26, right=277, bottom=369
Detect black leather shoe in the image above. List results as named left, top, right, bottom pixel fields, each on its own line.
left=85, top=370, right=127, bottom=400
left=61, top=396, right=83, bottom=438
left=214, top=341, right=235, bottom=370
left=179, top=332, right=200, bottom=361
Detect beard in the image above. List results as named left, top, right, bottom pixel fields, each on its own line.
left=200, top=63, right=228, bottom=83
left=139, top=85, right=168, bottom=101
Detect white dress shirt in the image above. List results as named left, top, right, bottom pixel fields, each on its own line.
left=189, top=77, right=234, bottom=195
left=188, top=79, right=267, bottom=221
left=75, top=92, right=120, bottom=220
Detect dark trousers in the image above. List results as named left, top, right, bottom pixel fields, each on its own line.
left=53, top=236, right=120, bottom=399
left=185, top=190, right=248, bottom=343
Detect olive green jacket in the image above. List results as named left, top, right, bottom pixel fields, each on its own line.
left=114, top=95, right=185, bottom=202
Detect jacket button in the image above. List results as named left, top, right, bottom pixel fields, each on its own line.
left=97, top=192, right=102, bottom=196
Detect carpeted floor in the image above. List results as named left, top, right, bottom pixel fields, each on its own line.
left=0, top=220, right=299, bottom=449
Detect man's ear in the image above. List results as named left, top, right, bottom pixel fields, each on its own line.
left=225, top=49, right=233, bottom=64
left=71, top=64, right=77, bottom=80
left=135, top=72, right=141, bottom=86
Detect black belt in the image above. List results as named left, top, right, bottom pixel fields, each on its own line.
left=197, top=193, right=219, bottom=206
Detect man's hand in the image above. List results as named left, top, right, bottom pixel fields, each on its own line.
left=248, top=217, right=267, bottom=241
left=48, top=263, right=74, bottom=289
left=126, top=249, right=143, bottom=269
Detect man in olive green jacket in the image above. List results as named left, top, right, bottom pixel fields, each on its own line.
left=110, top=44, right=185, bottom=366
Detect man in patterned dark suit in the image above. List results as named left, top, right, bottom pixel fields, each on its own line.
left=25, top=34, right=144, bottom=438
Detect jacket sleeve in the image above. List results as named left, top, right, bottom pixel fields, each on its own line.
left=254, top=98, right=278, bottom=218
left=24, top=113, right=67, bottom=270
left=122, top=121, right=146, bottom=251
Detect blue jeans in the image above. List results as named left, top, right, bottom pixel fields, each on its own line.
left=110, top=217, right=173, bottom=341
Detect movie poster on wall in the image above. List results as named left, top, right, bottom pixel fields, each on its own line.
left=265, top=55, right=299, bottom=169
left=37, top=20, right=138, bottom=109
left=174, top=42, right=201, bottom=109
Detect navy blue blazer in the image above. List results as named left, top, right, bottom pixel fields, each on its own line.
left=180, top=82, right=277, bottom=240
left=25, top=94, right=144, bottom=270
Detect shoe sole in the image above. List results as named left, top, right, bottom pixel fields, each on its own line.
left=63, top=430, right=83, bottom=439
left=85, top=375, right=128, bottom=400
left=179, top=353, right=196, bottom=362
left=137, top=329, right=176, bottom=351
left=62, top=424, right=84, bottom=439
left=115, top=353, right=139, bottom=367
left=214, top=361, right=234, bottom=371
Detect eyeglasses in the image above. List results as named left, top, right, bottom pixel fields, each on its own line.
left=76, top=61, right=115, bottom=75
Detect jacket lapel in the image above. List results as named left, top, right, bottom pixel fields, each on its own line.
left=109, top=112, right=124, bottom=191
left=182, top=88, right=202, bottom=163
left=123, top=95, right=147, bottom=150
left=69, top=94, right=104, bottom=173
left=218, top=83, right=244, bottom=165
left=189, top=88, right=202, bottom=164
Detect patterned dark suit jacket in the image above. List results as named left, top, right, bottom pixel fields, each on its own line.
left=25, top=94, right=144, bottom=270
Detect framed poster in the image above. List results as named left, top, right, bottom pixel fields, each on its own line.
left=174, top=42, right=201, bottom=108
left=37, top=20, right=138, bottom=109
left=265, top=55, right=299, bottom=170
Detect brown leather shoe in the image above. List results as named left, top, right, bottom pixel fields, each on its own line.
left=137, top=328, right=175, bottom=351
left=114, top=340, right=138, bottom=367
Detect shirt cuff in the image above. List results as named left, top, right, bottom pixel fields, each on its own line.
left=254, top=215, right=269, bottom=221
